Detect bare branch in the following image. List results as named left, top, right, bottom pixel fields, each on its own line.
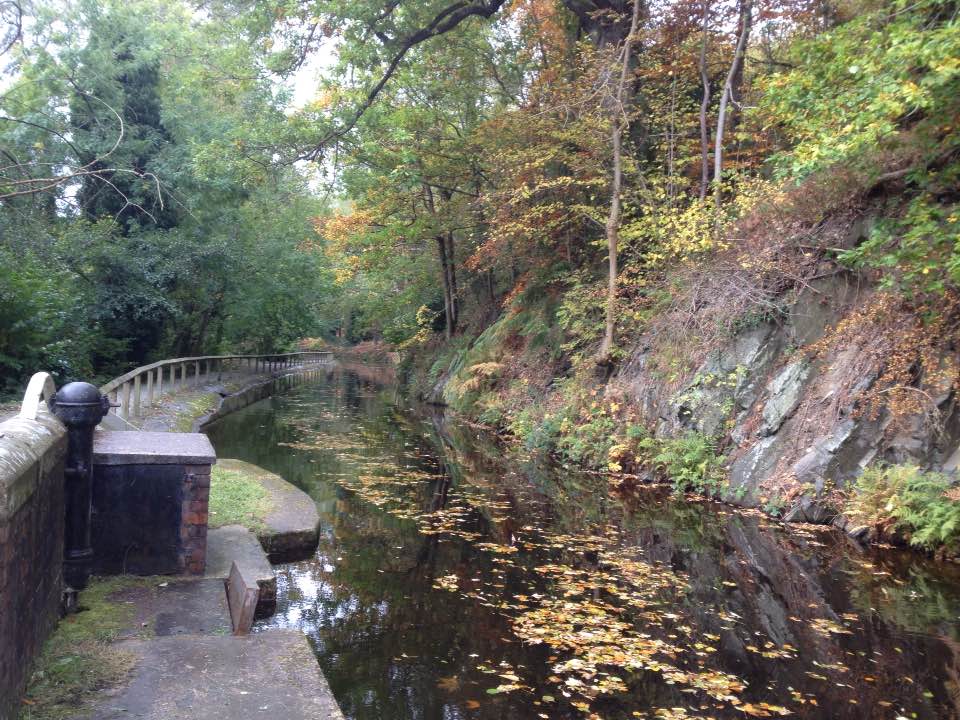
left=298, top=0, right=509, bottom=161
left=0, top=0, right=22, bottom=56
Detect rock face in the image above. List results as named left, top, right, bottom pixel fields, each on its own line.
left=616, top=272, right=960, bottom=524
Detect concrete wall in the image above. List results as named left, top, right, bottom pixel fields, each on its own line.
left=0, top=412, right=67, bottom=720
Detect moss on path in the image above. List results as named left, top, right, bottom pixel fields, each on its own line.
left=21, top=576, right=159, bottom=720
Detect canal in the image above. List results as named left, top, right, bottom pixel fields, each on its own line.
left=205, top=367, right=960, bottom=720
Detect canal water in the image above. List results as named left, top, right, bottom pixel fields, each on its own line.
left=205, top=367, right=960, bottom=720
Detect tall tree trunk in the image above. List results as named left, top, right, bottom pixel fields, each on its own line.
left=422, top=182, right=454, bottom=339
left=667, top=73, right=677, bottom=204
left=713, top=0, right=753, bottom=222
left=698, top=0, right=711, bottom=201
left=598, top=0, right=643, bottom=363
left=445, top=229, right=458, bottom=334
left=440, top=189, right=458, bottom=334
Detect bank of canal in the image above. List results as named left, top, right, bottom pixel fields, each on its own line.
left=205, top=368, right=960, bottom=720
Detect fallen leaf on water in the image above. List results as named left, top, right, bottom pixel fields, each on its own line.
left=437, top=676, right=460, bottom=692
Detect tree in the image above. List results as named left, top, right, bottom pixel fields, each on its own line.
left=713, top=0, right=753, bottom=218
left=598, top=0, right=643, bottom=362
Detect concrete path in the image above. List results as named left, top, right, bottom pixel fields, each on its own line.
left=68, top=366, right=343, bottom=719
left=73, top=577, right=343, bottom=720
left=84, top=632, right=343, bottom=720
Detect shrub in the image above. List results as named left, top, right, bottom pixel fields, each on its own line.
left=849, top=464, right=960, bottom=551
left=639, top=433, right=726, bottom=497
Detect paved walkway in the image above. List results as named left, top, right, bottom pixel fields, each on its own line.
left=70, top=573, right=343, bottom=720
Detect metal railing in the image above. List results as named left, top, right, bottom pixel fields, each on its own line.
left=99, top=352, right=333, bottom=421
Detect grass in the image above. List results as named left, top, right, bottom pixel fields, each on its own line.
left=21, top=576, right=157, bottom=720
left=172, top=392, right=220, bottom=432
left=208, top=465, right=273, bottom=532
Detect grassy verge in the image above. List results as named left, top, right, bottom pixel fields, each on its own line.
left=172, top=392, right=220, bottom=432
left=209, top=464, right=273, bottom=532
left=21, top=576, right=157, bottom=720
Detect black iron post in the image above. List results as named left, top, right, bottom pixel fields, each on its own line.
left=49, top=382, right=111, bottom=593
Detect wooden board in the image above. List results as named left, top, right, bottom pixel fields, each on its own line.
left=226, top=561, right=260, bottom=635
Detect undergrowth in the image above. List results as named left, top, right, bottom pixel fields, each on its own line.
left=638, top=433, right=727, bottom=497
left=847, top=464, right=960, bottom=551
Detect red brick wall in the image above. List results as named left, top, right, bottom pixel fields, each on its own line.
left=179, top=465, right=211, bottom=575
left=0, top=418, right=67, bottom=720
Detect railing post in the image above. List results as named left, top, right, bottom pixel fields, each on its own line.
left=146, top=368, right=154, bottom=405
left=194, top=360, right=201, bottom=387
left=156, top=366, right=163, bottom=397
left=121, top=382, right=131, bottom=419
left=132, top=374, right=142, bottom=417
left=179, top=362, right=187, bottom=390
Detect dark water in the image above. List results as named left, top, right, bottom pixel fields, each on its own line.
left=206, top=368, right=960, bottom=720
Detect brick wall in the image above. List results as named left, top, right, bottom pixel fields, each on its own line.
left=180, top=465, right=211, bottom=575
left=0, top=414, right=67, bottom=720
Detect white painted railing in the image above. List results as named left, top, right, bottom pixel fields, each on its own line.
left=99, top=352, right=333, bottom=421
left=18, top=372, right=57, bottom=420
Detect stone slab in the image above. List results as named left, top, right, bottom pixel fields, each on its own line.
left=205, top=525, right=276, bottom=618
left=71, top=631, right=345, bottom=719
left=109, top=578, right=232, bottom=639
left=218, top=458, right=321, bottom=561
left=226, top=561, right=259, bottom=635
left=93, top=430, right=216, bottom=466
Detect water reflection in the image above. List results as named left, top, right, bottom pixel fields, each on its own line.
left=206, top=368, right=960, bottom=720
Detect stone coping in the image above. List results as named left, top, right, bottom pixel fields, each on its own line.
left=216, top=459, right=321, bottom=561
left=93, top=430, right=216, bottom=466
left=0, top=412, right=66, bottom=522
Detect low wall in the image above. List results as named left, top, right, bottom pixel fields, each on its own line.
left=197, top=367, right=334, bottom=431
left=0, top=412, right=67, bottom=720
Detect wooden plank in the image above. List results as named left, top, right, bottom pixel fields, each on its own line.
left=226, top=561, right=259, bottom=636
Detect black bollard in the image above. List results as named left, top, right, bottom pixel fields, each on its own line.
left=49, top=382, right=111, bottom=595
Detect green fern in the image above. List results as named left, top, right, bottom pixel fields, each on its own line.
left=850, top=464, right=960, bottom=551
left=640, top=433, right=726, bottom=497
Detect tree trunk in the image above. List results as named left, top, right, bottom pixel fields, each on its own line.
left=713, top=0, right=753, bottom=222
left=422, top=182, right=454, bottom=339
left=440, top=189, right=458, bottom=334
left=598, top=0, right=642, bottom=363
left=436, top=235, right=454, bottom=338
left=445, top=230, right=458, bottom=334
left=698, top=0, right=711, bottom=201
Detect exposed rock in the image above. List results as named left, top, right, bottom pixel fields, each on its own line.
left=727, top=436, right=778, bottom=504
left=759, top=360, right=810, bottom=437
left=668, top=323, right=780, bottom=437
left=782, top=496, right=837, bottom=524
left=615, top=247, right=959, bottom=524
left=790, top=419, right=856, bottom=491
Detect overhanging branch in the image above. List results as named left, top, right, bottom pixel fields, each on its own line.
left=298, top=0, right=508, bottom=162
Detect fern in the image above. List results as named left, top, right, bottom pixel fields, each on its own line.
left=850, top=464, right=960, bottom=551
left=640, top=433, right=726, bottom=497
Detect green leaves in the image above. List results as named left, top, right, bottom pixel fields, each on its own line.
left=758, top=0, right=960, bottom=181
left=849, top=464, right=960, bottom=551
